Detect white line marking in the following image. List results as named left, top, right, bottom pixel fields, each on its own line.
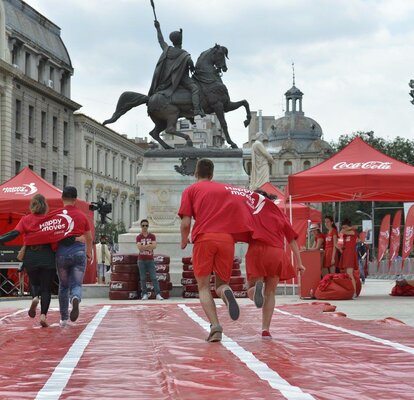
left=0, top=308, right=27, bottom=322
left=35, top=305, right=110, bottom=400
left=178, top=304, right=315, bottom=400
left=275, top=308, right=414, bottom=356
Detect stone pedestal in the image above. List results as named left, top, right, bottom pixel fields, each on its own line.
left=119, top=148, right=249, bottom=287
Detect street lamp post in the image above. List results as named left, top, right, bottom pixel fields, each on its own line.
left=356, top=205, right=375, bottom=260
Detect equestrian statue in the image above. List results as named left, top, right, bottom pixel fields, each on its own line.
left=103, top=3, right=251, bottom=149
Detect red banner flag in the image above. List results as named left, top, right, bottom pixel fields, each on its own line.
left=388, top=210, right=402, bottom=268
left=377, top=214, right=391, bottom=263
left=402, top=205, right=414, bottom=270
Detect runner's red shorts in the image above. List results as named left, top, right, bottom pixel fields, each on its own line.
left=193, top=233, right=234, bottom=282
left=246, top=241, right=296, bottom=281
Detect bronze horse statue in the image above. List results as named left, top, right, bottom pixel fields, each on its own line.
left=103, top=45, right=251, bottom=149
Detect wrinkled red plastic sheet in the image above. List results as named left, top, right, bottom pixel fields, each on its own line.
left=1, top=302, right=414, bottom=399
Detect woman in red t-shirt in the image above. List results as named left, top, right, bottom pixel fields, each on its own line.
left=0, top=194, right=56, bottom=327
left=339, top=218, right=359, bottom=297
left=323, top=215, right=338, bottom=276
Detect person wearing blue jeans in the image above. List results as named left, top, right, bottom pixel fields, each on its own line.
left=57, top=187, right=93, bottom=326
left=136, top=219, right=163, bottom=300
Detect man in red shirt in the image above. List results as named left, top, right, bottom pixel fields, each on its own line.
left=56, top=187, right=93, bottom=326
left=179, top=159, right=254, bottom=342
left=136, top=219, right=163, bottom=300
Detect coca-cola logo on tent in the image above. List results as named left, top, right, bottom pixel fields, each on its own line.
left=332, top=161, right=392, bottom=170
left=2, top=182, right=38, bottom=196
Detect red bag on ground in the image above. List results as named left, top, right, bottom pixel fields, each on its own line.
left=390, top=284, right=414, bottom=296
left=315, top=273, right=354, bottom=300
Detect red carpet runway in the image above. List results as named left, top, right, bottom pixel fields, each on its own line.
left=1, top=302, right=414, bottom=399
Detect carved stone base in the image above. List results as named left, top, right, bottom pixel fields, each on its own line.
left=118, top=148, right=249, bottom=286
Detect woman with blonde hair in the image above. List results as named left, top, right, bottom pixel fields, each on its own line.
left=0, top=194, right=56, bottom=327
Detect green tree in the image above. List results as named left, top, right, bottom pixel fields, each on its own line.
left=94, top=220, right=127, bottom=244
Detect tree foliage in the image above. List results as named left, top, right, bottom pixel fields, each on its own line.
left=94, top=220, right=127, bottom=244
left=330, top=131, right=414, bottom=165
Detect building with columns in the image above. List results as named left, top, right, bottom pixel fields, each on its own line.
left=0, top=0, right=79, bottom=185
left=74, top=114, right=146, bottom=229
left=243, top=82, right=333, bottom=188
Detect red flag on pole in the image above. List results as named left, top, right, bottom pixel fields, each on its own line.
left=377, top=214, right=391, bottom=263
left=402, top=205, right=414, bottom=271
left=388, top=210, right=402, bottom=268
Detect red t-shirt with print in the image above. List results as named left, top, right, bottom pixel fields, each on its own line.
left=136, top=233, right=156, bottom=260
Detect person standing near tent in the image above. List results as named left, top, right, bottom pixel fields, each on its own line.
left=245, top=190, right=305, bottom=338
left=339, top=218, right=359, bottom=298
left=323, top=215, right=338, bottom=276
left=309, top=224, right=325, bottom=250
left=0, top=194, right=55, bottom=327
left=56, top=187, right=93, bottom=327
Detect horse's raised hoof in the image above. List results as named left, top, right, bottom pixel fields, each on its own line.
left=230, top=142, right=238, bottom=149
left=244, top=119, right=250, bottom=128
left=185, top=140, right=194, bottom=147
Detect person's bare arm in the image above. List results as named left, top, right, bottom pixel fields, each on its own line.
left=154, top=20, right=167, bottom=50
left=180, top=216, right=191, bottom=249
left=290, top=240, right=306, bottom=273
left=146, top=240, right=157, bottom=250
left=332, top=235, right=338, bottom=264
left=85, top=231, right=93, bottom=261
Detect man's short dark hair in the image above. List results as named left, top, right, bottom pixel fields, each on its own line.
left=195, top=159, right=214, bottom=179
left=140, top=219, right=149, bottom=225
left=62, top=186, right=78, bottom=199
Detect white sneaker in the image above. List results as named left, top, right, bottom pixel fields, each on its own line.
left=141, top=294, right=148, bottom=300
left=60, top=320, right=68, bottom=328
left=156, top=294, right=164, bottom=300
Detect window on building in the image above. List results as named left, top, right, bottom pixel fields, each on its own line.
left=12, top=46, right=18, bottom=66
left=121, top=159, right=125, bottom=181
left=41, top=111, right=47, bottom=144
left=25, top=52, right=31, bottom=76
left=105, top=152, right=108, bottom=175
left=15, top=100, right=21, bottom=133
left=97, top=149, right=101, bottom=173
left=38, top=59, right=45, bottom=83
left=28, top=106, right=34, bottom=139
left=63, top=122, right=69, bottom=153
left=63, top=175, right=68, bottom=187
left=28, top=165, right=33, bottom=170
left=121, top=201, right=124, bottom=222
left=86, top=144, right=90, bottom=169
left=52, top=171, right=57, bottom=186
left=112, top=155, right=116, bottom=178
left=49, top=66, right=54, bottom=81
left=130, top=163, right=134, bottom=185
left=129, top=203, right=133, bottom=227
left=52, top=117, right=58, bottom=149
left=303, top=160, right=311, bottom=170
left=112, top=198, right=117, bottom=221
left=283, top=161, right=292, bottom=175
left=179, top=120, right=190, bottom=130
left=15, top=161, right=21, bottom=174
left=41, top=168, right=46, bottom=178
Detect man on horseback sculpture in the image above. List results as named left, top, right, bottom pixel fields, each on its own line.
left=150, top=20, right=205, bottom=118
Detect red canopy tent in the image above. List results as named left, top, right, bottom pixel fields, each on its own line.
left=260, top=182, right=321, bottom=247
left=0, top=167, right=96, bottom=284
left=287, top=137, right=414, bottom=203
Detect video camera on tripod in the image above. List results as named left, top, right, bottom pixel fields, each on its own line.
left=89, top=198, right=112, bottom=224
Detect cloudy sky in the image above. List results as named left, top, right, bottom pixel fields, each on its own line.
left=26, top=0, right=414, bottom=147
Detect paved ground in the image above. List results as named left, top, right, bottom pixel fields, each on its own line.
left=2, top=278, right=413, bottom=326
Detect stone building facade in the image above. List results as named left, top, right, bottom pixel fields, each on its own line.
left=162, top=114, right=225, bottom=148
left=74, top=114, right=146, bottom=229
left=243, top=83, right=333, bottom=188
left=0, top=0, right=79, bottom=185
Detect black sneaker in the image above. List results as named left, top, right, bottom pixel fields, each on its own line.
left=254, top=281, right=264, bottom=308
left=70, top=297, right=80, bottom=322
left=223, top=288, right=240, bottom=321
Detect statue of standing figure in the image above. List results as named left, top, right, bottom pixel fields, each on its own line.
left=250, top=133, right=274, bottom=190
left=150, top=20, right=205, bottom=117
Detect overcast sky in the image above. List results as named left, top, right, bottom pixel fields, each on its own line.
left=26, top=0, right=414, bottom=147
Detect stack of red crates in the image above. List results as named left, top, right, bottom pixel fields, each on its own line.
left=181, top=256, right=247, bottom=298
left=109, top=253, right=172, bottom=300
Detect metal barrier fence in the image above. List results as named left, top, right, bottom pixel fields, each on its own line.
left=368, top=258, right=414, bottom=279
